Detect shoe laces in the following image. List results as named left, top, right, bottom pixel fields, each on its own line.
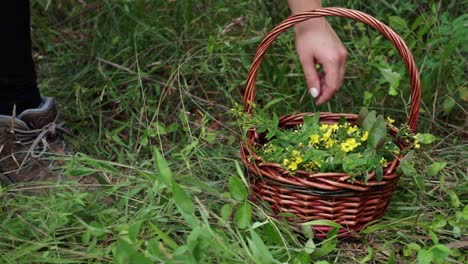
left=11, top=117, right=71, bottom=161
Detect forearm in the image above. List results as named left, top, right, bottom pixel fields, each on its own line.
left=287, top=0, right=322, bottom=14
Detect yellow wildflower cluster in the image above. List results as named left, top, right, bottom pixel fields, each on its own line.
left=340, top=138, right=361, bottom=152
left=283, top=150, right=303, bottom=171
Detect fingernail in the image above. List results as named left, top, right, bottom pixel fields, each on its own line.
left=310, top=87, right=318, bottom=98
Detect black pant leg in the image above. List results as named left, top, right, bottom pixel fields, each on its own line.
left=0, top=0, right=41, bottom=115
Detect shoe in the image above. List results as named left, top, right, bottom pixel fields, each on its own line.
left=0, top=97, right=70, bottom=185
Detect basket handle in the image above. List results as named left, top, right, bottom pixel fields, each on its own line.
left=243, top=7, right=420, bottom=131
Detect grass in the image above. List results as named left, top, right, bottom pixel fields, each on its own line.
left=1, top=0, right=467, bottom=263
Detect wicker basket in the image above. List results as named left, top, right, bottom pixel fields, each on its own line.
left=240, top=8, right=420, bottom=238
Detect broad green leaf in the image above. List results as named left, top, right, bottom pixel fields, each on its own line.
left=362, top=111, right=377, bottom=131
left=304, top=238, right=316, bottom=254
left=220, top=204, right=234, bottom=221
left=427, top=162, right=447, bottom=177
left=264, top=223, right=282, bottom=244
left=301, top=224, right=314, bottom=239
left=154, top=147, right=173, bottom=188
left=431, top=244, right=451, bottom=260
left=379, top=68, right=401, bottom=96
left=369, top=115, right=387, bottom=149
left=291, top=252, right=311, bottom=264
left=172, top=181, right=195, bottom=215
left=389, top=16, right=408, bottom=29
left=448, top=190, right=461, bottom=208
left=228, top=176, right=248, bottom=201
left=417, top=133, right=437, bottom=144
left=235, top=202, right=252, bottom=229
left=429, top=230, right=439, bottom=245
left=357, top=107, right=370, bottom=127
left=417, top=249, right=433, bottom=264
left=248, top=230, right=275, bottom=264
left=129, top=221, right=142, bottom=243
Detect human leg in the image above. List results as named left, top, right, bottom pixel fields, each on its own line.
left=0, top=0, right=42, bottom=115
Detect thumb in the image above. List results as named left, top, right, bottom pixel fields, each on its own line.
left=301, top=59, right=321, bottom=99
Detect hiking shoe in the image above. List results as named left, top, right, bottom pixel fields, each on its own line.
left=0, top=97, right=70, bottom=185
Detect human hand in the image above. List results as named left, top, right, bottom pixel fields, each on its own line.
left=294, top=18, right=347, bottom=105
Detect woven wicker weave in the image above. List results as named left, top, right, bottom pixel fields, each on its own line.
left=240, top=8, right=420, bottom=238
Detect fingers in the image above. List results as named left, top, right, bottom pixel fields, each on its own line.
left=315, top=51, right=347, bottom=105
left=299, top=57, right=321, bottom=99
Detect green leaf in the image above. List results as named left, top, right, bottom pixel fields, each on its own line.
left=247, top=230, right=275, bottom=264
left=304, top=238, right=316, bottom=254
left=362, top=111, right=377, bottom=131
left=429, top=230, right=439, bottom=245
left=431, top=244, right=451, bottom=260
left=427, top=162, right=447, bottom=177
left=463, top=205, right=468, bottom=220
left=389, top=16, right=408, bottom=29
left=359, top=246, right=375, bottom=263
left=172, top=181, right=195, bottom=215
left=443, top=97, right=456, bottom=114
left=379, top=68, right=401, bottom=96
left=369, top=115, right=388, bottom=149
left=387, top=248, right=396, bottom=264
left=220, top=204, right=234, bottom=221
left=228, top=176, right=248, bottom=201
left=376, top=166, right=383, bottom=181
left=417, top=133, right=437, bottom=144
left=313, top=228, right=338, bottom=257
left=291, top=252, right=311, bottom=264
left=300, top=224, right=314, bottom=239
left=154, top=147, right=173, bottom=188
left=149, top=223, right=178, bottom=250
left=301, top=220, right=343, bottom=229
left=264, top=223, right=282, bottom=244
left=129, top=221, right=142, bottom=243
left=235, top=202, right=252, bottom=229
left=448, top=190, right=461, bottom=208
left=357, top=107, right=370, bottom=127
left=417, top=249, right=433, bottom=264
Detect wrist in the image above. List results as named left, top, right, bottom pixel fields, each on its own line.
left=287, top=0, right=322, bottom=14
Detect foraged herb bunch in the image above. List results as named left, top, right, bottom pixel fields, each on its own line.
left=258, top=108, right=401, bottom=180
left=233, top=103, right=435, bottom=182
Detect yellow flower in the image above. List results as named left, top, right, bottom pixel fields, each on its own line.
left=330, top=124, right=339, bottom=131
left=320, top=124, right=329, bottom=131
left=413, top=136, right=420, bottom=149
left=347, top=125, right=358, bottom=134
left=341, top=138, right=361, bottom=152
left=295, top=156, right=303, bottom=164
left=380, top=157, right=388, bottom=166
left=292, top=150, right=300, bottom=157
left=386, top=116, right=395, bottom=124
left=361, top=131, right=369, bottom=141
left=298, top=142, right=304, bottom=147
left=282, top=159, right=290, bottom=166
left=325, top=139, right=335, bottom=148
left=309, top=134, right=320, bottom=145
left=288, top=162, right=298, bottom=171
left=322, top=129, right=332, bottom=141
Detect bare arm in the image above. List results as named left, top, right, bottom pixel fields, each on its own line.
left=287, top=0, right=347, bottom=105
